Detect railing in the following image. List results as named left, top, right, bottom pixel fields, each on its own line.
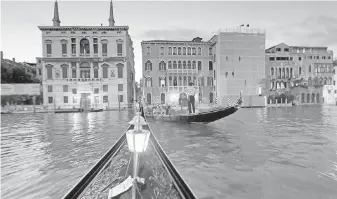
left=66, top=78, right=103, bottom=82
left=167, top=69, right=199, bottom=74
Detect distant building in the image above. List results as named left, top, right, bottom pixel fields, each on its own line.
left=265, top=43, right=334, bottom=104
left=38, top=1, right=135, bottom=110
left=141, top=28, right=266, bottom=107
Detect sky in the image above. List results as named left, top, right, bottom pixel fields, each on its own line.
left=1, top=0, right=337, bottom=82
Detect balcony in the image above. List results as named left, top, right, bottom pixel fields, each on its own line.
left=313, top=72, right=334, bottom=77
left=66, top=78, right=102, bottom=82
left=167, top=69, right=199, bottom=74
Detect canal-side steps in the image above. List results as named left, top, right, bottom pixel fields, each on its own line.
left=62, top=110, right=198, bottom=199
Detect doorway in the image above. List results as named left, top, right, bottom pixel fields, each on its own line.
left=81, top=93, right=91, bottom=111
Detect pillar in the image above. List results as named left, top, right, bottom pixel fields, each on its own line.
left=33, top=96, right=36, bottom=113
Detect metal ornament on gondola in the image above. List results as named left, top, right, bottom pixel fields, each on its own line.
left=126, top=112, right=151, bottom=153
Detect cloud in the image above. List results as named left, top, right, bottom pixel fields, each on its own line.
left=280, top=15, right=337, bottom=47
left=139, top=28, right=212, bottom=41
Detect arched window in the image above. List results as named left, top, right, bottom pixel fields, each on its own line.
left=183, top=61, right=186, bottom=69
left=178, top=76, right=182, bottom=86
left=178, top=61, right=182, bottom=69
left=145, top=60, right=152, bottom=71
left=168, top=61, right=172, bottom=69
left=286, top=68, right=289, bottom=78
left=146, top=46, right=151, bottom=55
left=197, top=47, right=202, bottom=55
left=209, top=61, right=213, bottom=70
left=187, top=47, right=191, bottom=55
left=173, top=47, right=177, bottom=55
left=147, top=93, right=152, bottom=105
left=159, top=61, right=166, bottom=71
left=187, top=61, right=191, bottom=69
left=299, top=67, right=302, bottom=75
left=183, top=76, right=187, bottom=86
left=146, top=77, right=152, bottom=87
left=192, top=61, right=196, bottom=69
left=160, top=93, right=165, bottom=104
left=173, top=61, right=177, bottom=69
left=271, top=67, right=274, bottom=76
left=198, top=61, right=202, bottom=71
left=192, top=47, right=196, bottom=55
left=168, top=47, right=172, bottom=55
left=46, top=64, right=53, bottom=79
left=169, top=76, right=172, bottom=86
left=308, top=65, right=311, bottom=72
left=61, top=64, right=68, bottom=78
left=183, top=47, right=186, bottom=55
left=80, top=38, right=90, bottom=54
left=178, top=47, right=182, bottom=55
left=173, top=77, right=177, bottom=86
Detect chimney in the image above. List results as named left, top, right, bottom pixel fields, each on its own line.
left=12, top=58, right=15, bottom=62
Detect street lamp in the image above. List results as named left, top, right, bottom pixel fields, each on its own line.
left=126, top=112, right=150, bottom=199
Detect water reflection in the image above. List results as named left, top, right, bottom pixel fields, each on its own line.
left=1, top=107, right=337, bottom=199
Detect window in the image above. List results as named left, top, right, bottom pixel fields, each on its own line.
left=93, top=62, right=99, bottom=78
left=62, top=65, right=68, bottom=78
left=102, top=43, right=108, bottom=56
left=207, top=77, right=214, bottom=86
left=209, top=61, right=213, bottom=70
left=72, top=89, right=77, bottom=94
left=178, top=47, right=181, bottom=55
left=103, top=96, right=108, bottom=102
left=269, top=57, right=275, bottom=61
left=46, top=40, right=52, bottom=55
left=161, top=93, right=165, bottom=104
left=198, top=61, right=202, bottom=70
left=159, top=78, right=166, bottom=87
left=63, top=85, right=68, bottom=92
left=117, top=64, right=123, bottom=78
left=209, top=47, right=212, bottom=55
left=192, top=47, right=196, bottom=55
left=93, top=38, right=98, bottom=54
left=173, top=47, right=177, bottom=55
left=284, top=48, right=289, bottom=52
left=48, top=85, right=53, bottom=92
left=38, top=69, right=42, bottom=75
left=178, top=61, right=182, bottom=69
left=80, top=38, right=90, bottom=54
left=192, top=61, right=196, bottom=69
left=93, top=88, right=99, bottom=94
left=118, top=84, right=123, bottom=91
left=198, top=47, right=201, bottom=55
left=71, top=62, right=76, bottom=78
left=46, top=65, right=53, bottom=79
left=299, top=57, right=302, bottom=61
left=146, top=77, right=152, bottom=87
left=160, top=47, right=164, bottom=55
left=102, top=66, right=108, bottom=78
left=183, top=61, right=186, bottom=69
left=308, top=65, right=311, bottom=73
left=168, top=61, right=172, bottom=69
left=173, top=61, right=177, bottom=69
left=71, top=38, right=76, bottom=55
left=276, top=48, right=281, bottom=52
left=48, top=97, right=53, bottom=104
left=61, top=40, right=67, bottom=55
left=146, top=46, right=151, bottom=55
left=64, top=96, right=68, bottom=103
left=168, top=47, right=172, bottom=55
left=187, top=47, right=191, bottom=55
left=183, top=47, right=186, bottom=55
left=187, top=61, right=191, bottom=69
left=117, top=43, right=123, bottom=56
left=73, top=96, right=77, bottom=103
left=103, top=85, right=108, bottom=92
left=118, top=95, right=123, bottom=102
left=159, top=61, right=166, bottom=70
left=145, top=61, right=152, bottom=71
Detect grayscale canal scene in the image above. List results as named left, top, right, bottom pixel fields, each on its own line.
left=1, top=1, right=337, bottom=199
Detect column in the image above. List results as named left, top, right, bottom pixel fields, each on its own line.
left=77, top=62, right=80, bottom=78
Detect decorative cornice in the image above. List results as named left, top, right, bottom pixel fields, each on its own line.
left=38, top=26, right=129, bottom=31
left=41, top=56, right=126, bottom=62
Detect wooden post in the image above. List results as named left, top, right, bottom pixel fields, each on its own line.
left=33, top=96, right=36, bottom=113
left=132, top=152, right=139, bottom=199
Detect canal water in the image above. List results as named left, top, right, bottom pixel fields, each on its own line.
left=1, top=106, right=337, bottom=199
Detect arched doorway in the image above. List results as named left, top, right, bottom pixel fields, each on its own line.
left=301, top=93, right=305, bottom=103
left=311, top=93, right=315, bottom=103
left=209, top=92, right=214, bottom=103
left=147, top=93, right=152, bottom=105
left=316, top=93, right=320, bottom=103
left=160, top=93, right=165, bottom=104
left=306, top=93, right=310, bottom=103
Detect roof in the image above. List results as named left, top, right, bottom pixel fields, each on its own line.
left=266, top=43, right=328, bottom=51
left=37, top=26, right=129, bottom=31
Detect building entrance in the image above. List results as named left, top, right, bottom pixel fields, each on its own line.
left=80, top=93, right=91, bottom=111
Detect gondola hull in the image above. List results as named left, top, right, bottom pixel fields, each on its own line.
left=146, top=105, right=239, bottom=124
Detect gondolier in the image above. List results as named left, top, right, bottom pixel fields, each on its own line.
left=185, top=82, right=198, bottom=114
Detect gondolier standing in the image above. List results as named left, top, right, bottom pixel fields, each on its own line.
left=185, top=82, right=197, bottom=114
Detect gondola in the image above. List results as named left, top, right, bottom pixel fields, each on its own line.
left=145, top=97, right=243, bottom=124
left=62, top=107, right=198, bottom=199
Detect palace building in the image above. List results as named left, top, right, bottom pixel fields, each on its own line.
left=39, top=1, right=135, bottom=110
left=141, top=29, right=266, bottom=107
left=265, top=43, right=334, bottom=104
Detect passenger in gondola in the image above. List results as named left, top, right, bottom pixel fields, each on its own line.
left=186, top=82, right=196, bottom=114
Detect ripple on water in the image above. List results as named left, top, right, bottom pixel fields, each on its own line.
left=1, top=107, right=337, bottom=199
